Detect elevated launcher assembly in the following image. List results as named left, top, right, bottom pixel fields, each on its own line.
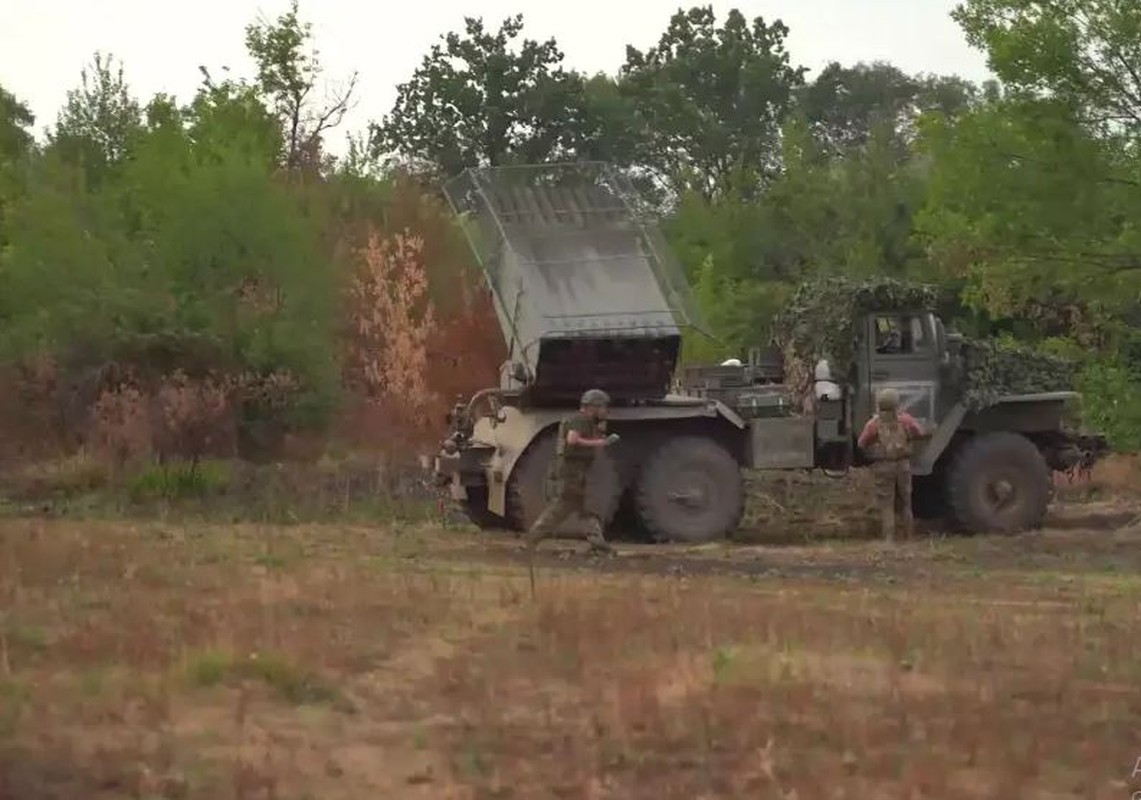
left=443, top=163, right=706, bottom=404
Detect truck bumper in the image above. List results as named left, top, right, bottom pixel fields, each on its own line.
left=432, top=447, right=494, bottom=501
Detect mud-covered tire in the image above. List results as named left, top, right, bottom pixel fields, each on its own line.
left=505, top=429, right=622, bottom=533
left=946, top=432, right=1051, bottom=534
left=911, top=474, right=946, bottom=521
left=461, top=487, right=506, bottom=530
left=634, top=435, right=744, bottom=543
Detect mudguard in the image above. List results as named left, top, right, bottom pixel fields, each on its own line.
left=911, top=392, right=1079, bottom=476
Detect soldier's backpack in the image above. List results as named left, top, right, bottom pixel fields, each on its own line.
left=876, top=414, right=912, bottom=461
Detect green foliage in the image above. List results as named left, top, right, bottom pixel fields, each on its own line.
left=128, top=461, right=231, bottom=502
left=952, top=0, right=1141, bottom=132
left=244, top=0, right=357, bottom=170
left=916, top=97, right=1141, bottom=316
left=49, top=52, right=143, bottom=185
left=371, top=15, right=586, bottom=176
left=799, top=61, right=977, bottom=152
left=1075, top=357, right=1141, bottom=450
left=621, top=6, right=806, bottom=198
left=0, top=55, right=341, bottom=436
left=0, top=85, right=36, bottom=251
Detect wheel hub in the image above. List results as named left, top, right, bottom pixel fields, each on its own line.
left=667, top=471, right=715, bottom=513
left=984, top=475, right=1019, bottom=513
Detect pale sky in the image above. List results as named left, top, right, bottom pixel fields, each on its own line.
left=1, top=0, right=991, bottom=157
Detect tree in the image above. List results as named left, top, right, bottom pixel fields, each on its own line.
left=244, top=0, right=358, bottom=171
left=370, top=15, right=586, bottom=176
left=953, top=0, right=1141, bottom=132
left=620, top=6, right=807, bottom=199
left=50, top=52, right=143, bottom=184
left=0, top=86, right=35, bottom=247
left=0, top=79, right=341, bottom=442
left=799, top=61, right=977, bottom=153
left=0, top=86, right=34, bottom=167
left=916, top=97, right=1141, bottom=316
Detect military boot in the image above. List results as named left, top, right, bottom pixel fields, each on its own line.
left=881, top=506, right=896, bottom=543
left=583, top=517, right=615, bottom=555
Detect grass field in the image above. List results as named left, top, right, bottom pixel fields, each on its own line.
left=2, top=498, right=1141, bottom=799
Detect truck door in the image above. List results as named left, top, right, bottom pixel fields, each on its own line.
left=863, top=312, right=939, bottom=428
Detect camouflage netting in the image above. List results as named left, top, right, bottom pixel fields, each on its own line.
left=769, top=277, right=1078, bottom=412
left=959, top=339, right=1078, bottom=409
left=770, top=277, right=942, bottom=409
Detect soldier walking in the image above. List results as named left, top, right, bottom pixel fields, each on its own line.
left=858, top=388, right=925, bottom=541
left=526, top=388, right=619, bottom=554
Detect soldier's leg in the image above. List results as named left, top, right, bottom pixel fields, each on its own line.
left=874, top=467, right=896, bottom=541
left=897, top=465, right=914, bottom=540
left=525, top=495, right=574, bottom=549
left=581, top=511, right=614, bottom=553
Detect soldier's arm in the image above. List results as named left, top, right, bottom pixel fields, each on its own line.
left=857, top=418, right=878, bottom=449
left=899, top=412, right=925, bottom=438
left=566, top=420, right=608, bottom=448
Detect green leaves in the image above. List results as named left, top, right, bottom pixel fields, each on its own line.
left=952, top=0, right=1141, bottom=131
left=620, top=7, right=806, bottom=199
left=370, top=15, right=586, bottom=176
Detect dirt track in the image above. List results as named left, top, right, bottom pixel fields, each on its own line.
left=432, top=499, right=1141, bottom=583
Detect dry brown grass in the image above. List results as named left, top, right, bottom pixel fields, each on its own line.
left=1, top=516, right=1140, bottom=799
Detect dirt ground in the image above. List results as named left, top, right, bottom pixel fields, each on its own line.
left=2, top=493, right=1141, bottom=799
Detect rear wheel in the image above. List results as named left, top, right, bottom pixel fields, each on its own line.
left=634, top=436, right=744, bottom=543
left=946, top=432, right=1051, bottom=533
left=505, top=430, right=622, bottom=533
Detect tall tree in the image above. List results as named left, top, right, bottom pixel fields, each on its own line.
left=50, top=52, right=143, bottom=184
left=0, top=86, right=35, bottom=244
left=799, top=61, right=977, bottom=153
left=244, top=0, right=358, bottom=171
left=370, top=15, right=586, bottom=176
left=953, top=0, right=1141, bottom=132
left=620, top=6, right=806, bottom=199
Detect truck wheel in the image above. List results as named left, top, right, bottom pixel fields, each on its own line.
left=506, top=429, right=622, bottom=533
left=461, top=486, right=507, bottom=530
left=946, top=432, right=1051, bottom=534
left=911, top=474, right=946, bottom=520
left=634, top=436, right=744, bottom=543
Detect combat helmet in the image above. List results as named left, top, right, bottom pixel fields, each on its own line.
left=580, top=388, right=610, bottom=407
left=875, top=387, right=900, bottom=411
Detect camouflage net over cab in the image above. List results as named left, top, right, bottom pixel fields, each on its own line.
left=770, top=277, right=942, bottom=409
left=769, top=277, right=1078, bottom=411
left=959, top=339, right=1078, bottom=409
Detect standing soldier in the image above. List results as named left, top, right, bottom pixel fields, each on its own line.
left=858, top=388, right=925, bottom=541
left=526, top=388, right=620, bottom=554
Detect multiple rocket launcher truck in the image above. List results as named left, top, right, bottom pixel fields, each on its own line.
left=432, top=163, right=1108, bottom=542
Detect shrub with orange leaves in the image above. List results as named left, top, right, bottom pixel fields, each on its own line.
left=344, top=227, right=441, bottom=444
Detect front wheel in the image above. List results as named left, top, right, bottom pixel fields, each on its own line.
left=460, top=486, right=507, bottom=530
left=945, top=432, right=1051, bottom=534
left=634, top=435, right=744, bottom=543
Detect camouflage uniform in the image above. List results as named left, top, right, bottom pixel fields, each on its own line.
left=526, top=390, right=615, bottom=553
left=858, top=389, right=922, bottom=541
